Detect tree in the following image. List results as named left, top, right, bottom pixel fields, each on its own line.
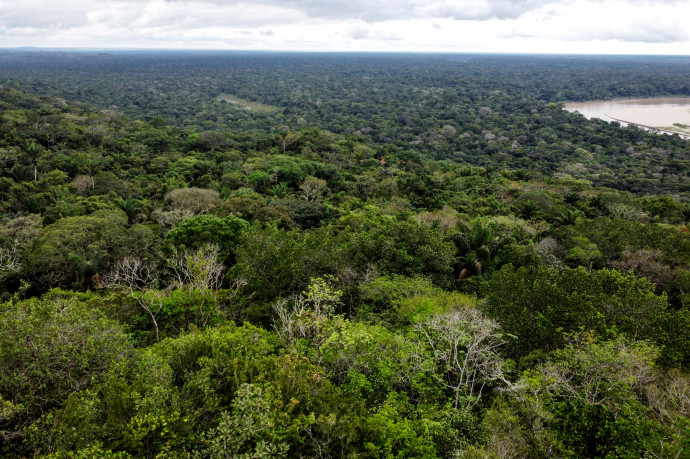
left=106, top=243, right=239, bottom=339
left=552, top=209, right=583, bottom=227
left=414, top=307, right=508, bottom=409
left=339, top=209, right=456, bottom=287
left=0, top=244, right=21, bottom=283
left=359, top=393, right=438, bottom=458
left=0, top=214, right=41, bottom=293
left=25, top=210, right=155, bottom=290
left=68, top=250, right=104, bottom=289
left=482, top=265, right=671, bottom=359
left=198, top=130, right=228, bottom=152
left=163, top=214, right=248, bottom=264
left=357, top=274, right=439, bottom=322
left=299, top=175, right=328, bottom=201
left=272, top=276, right=343, bottom=344
left=565, top=236, right=603, bottom=270
left=104, top=255, right=162, bottom=340
left=23, top=141, right=43, bottom=182
left=231, top=224, right=340, bottom=303
left=446, top=219, right=512, bottom=278
left=167, top=243, right=226, bottom=293
left=0, top=291, right=132, bottom=448
left=504, top=335, right=662, bottom=458
left=164, top=187, right=220, bottom=215
left=114, top=197, right=149, bottom=224
left=200, top=384, right=291, bottom=458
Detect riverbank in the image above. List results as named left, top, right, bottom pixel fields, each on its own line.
left=564, top=97, right=690, bottom=139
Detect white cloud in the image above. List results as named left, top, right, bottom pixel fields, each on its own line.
left=506, top=0, right=690, bottom=43
left=160, top=0, right=554, bottom=22
left=0, top=0, right=689, bottom=53
left=0, top=0, right=92, bottom=28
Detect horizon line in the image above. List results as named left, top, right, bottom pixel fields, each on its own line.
left=1, top=47, right=690, bottom=58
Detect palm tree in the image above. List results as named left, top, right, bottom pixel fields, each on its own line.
left=115, top=197, right=149, bottom=224
left=46, top=185, right=75, bottom=221
left=563, top=191, right=579, bottom=204
left=681, top=204, right=690, bottom=224
left=82, top=152, right=104, bottom=190
left=512, top=169, right=530, bottom=181
left=8, top=164, right=32, bottom=183
left=447, top=219, right=512, bottom=278
left=515, top=199, right=539, bottom=220
left=23, top=141, right=43, bottom=181
left=268, top=182, right=289, bottom=198
left=69, top=250, right=103, bottom=289
left=553, top=209, right=584, bottom=227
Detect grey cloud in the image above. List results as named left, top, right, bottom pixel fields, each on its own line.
left=168, top=0, right=410, bottom=22
left=10, top=0, right=686, bottom=36
left=347, top=26, right=402, bottom=41
left=132, top=3, right=303, bottom=30
left=597, top=24, right=689, bottom=43
left=432, top=0, right=552, bottom=20
left=167, top=0, right=555, bottom=22
left=242, top=0, right=686, bottom=22
left=3, top=0, right=689, bottom=50
left=508, top=20, right=688, bottom=44
left=0, top=2, right=90, bottom=29
left=5, top=0, right=689, bottom=32
left=349, top=26, right=370, bottom=40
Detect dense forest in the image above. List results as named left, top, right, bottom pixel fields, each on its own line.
left=0, top=51, right=689, bottom=458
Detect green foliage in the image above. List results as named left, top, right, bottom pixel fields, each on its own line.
left=513, top=191, right=554, bottom=219
left=644, top=195, right=688, bottom=223
left=0, top=290, right=132, bottom=451
left=114, top=196, right=150, bottom=224
left=565, top=236, right=604, bottom=269
left=482, top=265, right=671, bottom=359
left=559, top=217, right=690, bottom=264
left=510, top=335, right=680, bottom=458
left=358, top=274, right=439, bottom=322
left=317, top=319, right=436, bottom=405
left=230, top=224, right=340, bottom=305
left=470, top=335, right=690, bottom=458
left=199, top=384, right=292, bottom=458
left=360, top=393, right=438, bottom=458
left=24, top=323, right=281, bottom=457
left=446, top=219, right=516, bottom=278
left=398, top=291, right=477, bottom=324
left=302, top=275, right=343, bottom=316
left=339, top=208, right=456, bottom=287
left=164, top=214, right=248, bottom=263
left=1, top=55, right=690, bottom=458
left=26, top=209, right=155, bottom=289
left=42, top=443, right=134, bottom=458
left=552, top=209, right=584, bottom=227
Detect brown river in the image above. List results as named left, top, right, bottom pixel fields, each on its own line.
left=564, top=97, right=690, bottom=138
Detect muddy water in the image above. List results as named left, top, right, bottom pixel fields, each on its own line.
left=564, top=97, right=690, bottom=138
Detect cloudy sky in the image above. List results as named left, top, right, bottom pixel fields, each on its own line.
left=1, top=0, right=689, bottom=54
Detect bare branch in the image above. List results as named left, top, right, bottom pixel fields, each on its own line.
left=103, top=256, right=161, bottom=339
left=168, top=243, right=225, bottom=292
left=103, top=256, right=157, bottom=294
left=414, top=307, right=507, bottom=409
left=0, top=242, right=21, bottom=279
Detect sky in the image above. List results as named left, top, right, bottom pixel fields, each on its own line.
left=1, top=0, right=689, bottom=54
